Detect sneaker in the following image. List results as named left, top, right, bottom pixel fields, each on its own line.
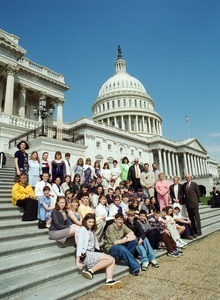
left=174, top=248, right=183, bottom=254
left=141, top=262, right=149, bottom=271
left=174, top=249, right=183, bottom=256
left=167, top=251, right=180, bottom=258
left=132, top=269, right=141, bottom=276
left=179, top=239, right=188, bottom=246
left=151, top=259, right=159, bottom=268
left=103, top=280, right=123, bottom=290
left=82, top=269, right=93, bottom=280
left=176, top=240, right=186, bottom=248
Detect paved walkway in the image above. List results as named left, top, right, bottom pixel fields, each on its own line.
left=78, top=231, right=220, bottom=300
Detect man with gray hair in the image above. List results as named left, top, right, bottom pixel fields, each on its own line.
left=140, top=163, right=155, bottom=197
left=182, top=174, right=202, bottom=237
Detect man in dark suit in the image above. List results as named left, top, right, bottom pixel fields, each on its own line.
left=182, top=174, right=202, bottom=236
left=128, top=158, right=144, bottom=192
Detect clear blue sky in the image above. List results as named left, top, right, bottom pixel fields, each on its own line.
left=1, top=0, right=220, bottom=162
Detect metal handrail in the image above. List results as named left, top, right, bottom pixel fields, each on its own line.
left=8, top=126, right=85, bottom=149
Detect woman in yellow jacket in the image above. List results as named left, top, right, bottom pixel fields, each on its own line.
left=12, top=173, right=38, bottom=221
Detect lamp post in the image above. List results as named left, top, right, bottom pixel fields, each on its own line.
left=33, top=97, right=53, bottom=137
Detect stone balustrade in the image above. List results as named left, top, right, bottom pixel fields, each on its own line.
left=0, top=113, right=39, bottom=129
left=18, top=58, right=65, bottom=83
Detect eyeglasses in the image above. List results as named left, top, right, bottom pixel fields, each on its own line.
left=134, top=160, right=138, bottom=163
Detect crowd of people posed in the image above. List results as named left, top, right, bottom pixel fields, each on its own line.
left=11, top=140, right=203, bottom=289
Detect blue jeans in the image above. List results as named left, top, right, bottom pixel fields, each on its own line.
left=136, top=238, right=156, bottom=263
left=109, top=239, right=140, bottom=273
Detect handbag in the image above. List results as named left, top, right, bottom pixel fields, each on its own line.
left=79, top=252, right=87, bottom=262
left=38, top=220, right=46, bottom=229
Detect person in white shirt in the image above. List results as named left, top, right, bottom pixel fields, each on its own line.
left=109, top=196, right=125, bottom=218
left=35, top=173, right=53, bottom=198
left=51, top=177, right=65, bottom=207
left=64, top=153, right=72, bottom=177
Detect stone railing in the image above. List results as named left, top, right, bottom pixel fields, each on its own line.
left=18, top=58, right=65, bottom=83
left=0, top=114, right=39, bottom=129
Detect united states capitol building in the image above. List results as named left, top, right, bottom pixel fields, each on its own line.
left=0, top=28, right=218, bottom=190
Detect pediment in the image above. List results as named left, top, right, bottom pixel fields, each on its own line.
left=0, top=29, right=26, bottom=57
left=184, top=139, right=207, bottom=153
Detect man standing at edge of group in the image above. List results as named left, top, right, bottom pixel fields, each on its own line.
left=128, top=158, right=144, bottom=192
left=182, top=174, right=202, bottom=237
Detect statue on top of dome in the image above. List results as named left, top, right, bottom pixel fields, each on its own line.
left=117, top=45, right=122, bottom=59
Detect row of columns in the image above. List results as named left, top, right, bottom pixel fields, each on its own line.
left=95, top=98, right=151, bottom=114
left=104, top=115, right=162, bottom=135
left=156, top=149, right=208, bottom=178
left=0, top=64, right=64, bottom=128
left=183, top=152, right=208, bottom=177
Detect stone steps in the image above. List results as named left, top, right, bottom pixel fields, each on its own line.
left=0, top=245, right=74, bottom=276
left=0, top=165, right=219, bottom=300
left=0, top=257, right=76, bottom=299
left=0, top=235, right=55, bottom=257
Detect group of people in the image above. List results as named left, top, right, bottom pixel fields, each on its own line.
left=11, top=140, right=203, bottom=289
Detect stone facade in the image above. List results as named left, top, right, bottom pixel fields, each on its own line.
left=0, top=29, right=218, bottom=192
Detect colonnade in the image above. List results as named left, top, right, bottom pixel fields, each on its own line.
left=102, top=114, right=162, bottom=135
left=0, top=64, right=64, bottom=128
left=154, top=149, right=208, bottom=179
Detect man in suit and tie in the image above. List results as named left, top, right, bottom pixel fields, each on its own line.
left=182, top=174, right=202, bottom=237
left=128, top=158, right=144, bottom=192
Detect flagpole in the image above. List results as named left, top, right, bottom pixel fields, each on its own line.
left=185, top=114, right=190, bottom=139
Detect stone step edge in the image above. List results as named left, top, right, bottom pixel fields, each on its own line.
left=4, top=228, right=220, bottom=300
left=0, top=250, right=73, bottom=276
left=0, top=229, right=48, bottom=242
left=0, top=257, right=76, bottom=299
left=0, top=238, right=57, bottom=257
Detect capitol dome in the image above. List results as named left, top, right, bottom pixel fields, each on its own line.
left=92, top=47, right=162, bottom=137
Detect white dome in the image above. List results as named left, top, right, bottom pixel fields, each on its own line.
left=98, top=72, right=147, bottom=98
left=92, top=48, right=162, bottom=137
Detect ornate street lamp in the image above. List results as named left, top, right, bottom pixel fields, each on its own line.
left=33, top=97, right=53, bottom=137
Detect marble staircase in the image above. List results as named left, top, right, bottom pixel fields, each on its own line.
left=0, top=158, right=219, bottom=300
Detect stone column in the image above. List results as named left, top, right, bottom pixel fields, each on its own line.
left=135, top=115, right=138, bottom=132
left=183, top=152, right=188, bottom=174
left=128, top=115, right=131, bottom=131
left=56, top=98, right=63, bottom=128
left=121, top=115, right=125, bottom=130
left=4, top=65, right=17, bottom=115
left=163, top=150, right=168, bottom=176
left=56, top=98, right=63, bottom=140
left=167, top=151, right=172, bottom=178
left=107, top=118, right=110, bottom=125
left=148, top=117, right=151, bottom=133
left=171, top=152, right=176, bottom=177
left=0, top=76, right=4, bottom=113
left=187, top=154, right=192, bottom=175
left=175, top=154, right=181, bottom=178
left=18, top=85, right=27, bottom=118
left=193, top=155, right=198, bottom=176
left=153, top=119, right=156, bottom=134
left=190, top=155, right=195, bottom=176
left=197, top=156, right=201, bottom=176
left=142, top=116, right=145, bottom=132
left=149, top=151, right=154, bottom=166
left=158, top=149, right=163, bottom=172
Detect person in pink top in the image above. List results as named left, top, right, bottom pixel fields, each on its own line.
left=155, top=173, right=170, bottom=211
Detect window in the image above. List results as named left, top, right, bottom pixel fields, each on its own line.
left=96, top=141, right=101, bottom=148
left=108, top=144, right=112, bottom=151
left=131, top=150, right=134, bottom=155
